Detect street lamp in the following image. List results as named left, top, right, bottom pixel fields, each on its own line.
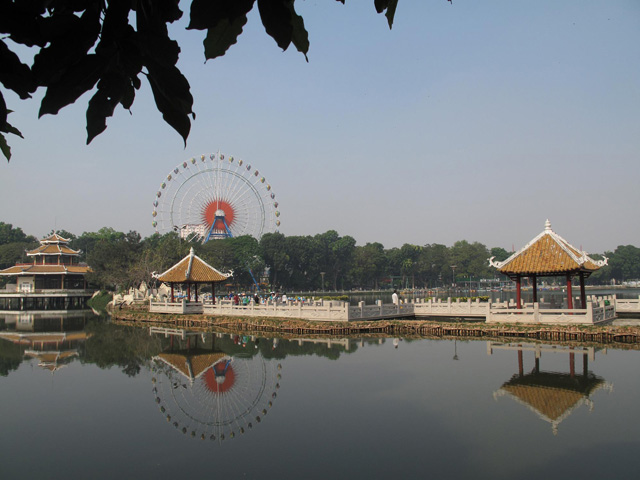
left=320, top=272, right=325, bottom=292
left=451, top=265, right=457, bottom=289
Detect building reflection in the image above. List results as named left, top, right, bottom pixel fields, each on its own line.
left=150, top=328, right=282, bottom=443
left=0, top=312, right=92, bottom=373
left=147, top=329, right=392, bottom=442
left=488, top=342, right=613, bottom=435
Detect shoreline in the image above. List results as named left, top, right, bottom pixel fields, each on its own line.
left=111, top=307, right=640, bottom=348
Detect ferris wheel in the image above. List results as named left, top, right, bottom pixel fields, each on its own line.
left=152, top=152, right=280, bottom=241
left=151, top=352, right=282, bottom=442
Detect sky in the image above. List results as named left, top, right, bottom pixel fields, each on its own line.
left=1, top=0, right=639, bottom=254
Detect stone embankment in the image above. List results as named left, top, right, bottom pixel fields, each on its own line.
left=112, top=306, right=640, bottom=348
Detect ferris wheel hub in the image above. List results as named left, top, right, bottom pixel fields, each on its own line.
left=215, top=209, right=226, bottom=217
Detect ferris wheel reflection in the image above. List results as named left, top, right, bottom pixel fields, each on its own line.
left=150, top=328, right=281, bottom=443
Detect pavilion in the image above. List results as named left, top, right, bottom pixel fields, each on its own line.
left=0, top=233, right=93, bottom=311
left=152, top=248, right=232, bottom=303
left=489, top=220, right=607, bottom=310
left=491, top=343, right=611, bottom=435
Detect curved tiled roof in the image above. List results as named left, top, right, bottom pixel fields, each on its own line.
left=155, top=352, right=228, bottom=380
left=0, top=264, right=91, bottom=275
left=27, top=243, right=80, bottom=256
left=154, top=248, right=232, bottom=283
left=41, top=233, right=71, bottom=243
left=496, top=371, right=608, bottom=434
left=489, top=220, right=607, bottom=277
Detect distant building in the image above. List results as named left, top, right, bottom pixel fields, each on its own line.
left=0, top=233, right=93, bottom=311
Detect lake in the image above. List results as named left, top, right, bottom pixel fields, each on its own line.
left=1, top=312, right=639, bottom=479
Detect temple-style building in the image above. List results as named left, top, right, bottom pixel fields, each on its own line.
left=489, top=342, right=612, bottom=435
left=152, top=247, right=232, bottom=304
left=0, top=233, right=93, bottom=311
left=489, top=220, right=608, bottom=309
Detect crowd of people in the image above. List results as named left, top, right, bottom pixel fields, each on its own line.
left=213, top=291, right=311, bottom=306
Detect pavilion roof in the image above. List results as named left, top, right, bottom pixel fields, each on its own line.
left=0, top=264, right=92, bottom=276
left=154, top=352, right=229, bottom=380
left=496, top=371, right=608, bottom=434
left=489, top=220, right=607, bottom=277
left=27, top=243, right=80, bottom=256
left=153, top=248, right=232, bottom=283
left=41, top=233, right=71, bottom=243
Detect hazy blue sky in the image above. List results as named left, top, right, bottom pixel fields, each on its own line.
left=1, top=0, right=638, bottom=254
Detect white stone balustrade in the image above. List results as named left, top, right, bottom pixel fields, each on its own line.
left=147, top=295, right=623, bottom=324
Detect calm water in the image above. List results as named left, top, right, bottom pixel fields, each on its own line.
left=1, top=312, right=639, bottom=479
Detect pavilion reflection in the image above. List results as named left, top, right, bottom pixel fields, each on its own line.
left=0, top=312, right=92, bottom=373
left=149, top=328, right=282, bottom=443
left=488, top=342, right=613, bottom=435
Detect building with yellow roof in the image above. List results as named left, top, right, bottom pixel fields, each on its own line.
left=0, top=233, right=93, bottom=311
left=489, top=220, right=608, bottom=309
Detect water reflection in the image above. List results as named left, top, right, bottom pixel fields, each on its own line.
left=149, top=328, right=282, bottom=442
left=0, top=312, right=93, bottom=374
left=1, top=314, right=637, bottom=479
left=489, top=342, right=613, bottom=435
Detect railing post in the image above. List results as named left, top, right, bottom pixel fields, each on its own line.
left=359, top=301, right=365, bottom=319
left=533, top=302, right=539, bottom=323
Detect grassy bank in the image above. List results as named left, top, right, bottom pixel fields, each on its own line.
left=87, top=291, right=112, bottom=312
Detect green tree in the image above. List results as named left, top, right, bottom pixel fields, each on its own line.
left=312, top=230, right=355, bottom=290
left=449, top=240, right=491, bottom=280
left=489, top=247, right=510, bottom=262
left=260, top=232, right=289, bottom=288
left=1, top=0, right=409, bottom=161
left=416, top=243, right=450, bottom=288
left=351, top=242, right=387, bottom=289
left=283, top=235, right=318, bottom=290
left=0, top=223, right=38, bottom=285
left=0, top=222, right=37, bottom=245
left=85, top=229, right=142, bottom=291
left=606, top=245, right=640, bottom=283
left=331, top=235, right=356, bottom=290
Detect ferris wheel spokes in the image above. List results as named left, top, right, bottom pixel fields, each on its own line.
left=152, top=151, right=280, bottom=242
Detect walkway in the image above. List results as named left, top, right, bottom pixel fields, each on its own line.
left=147, top=295, right=634, bottom=325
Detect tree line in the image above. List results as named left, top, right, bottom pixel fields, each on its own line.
left=1, top=221, right=637, bottom=292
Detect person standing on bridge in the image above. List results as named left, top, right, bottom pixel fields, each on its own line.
left=392, top=290, right=399, bottom=305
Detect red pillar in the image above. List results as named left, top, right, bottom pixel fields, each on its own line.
left=516, top=275, right=522, bottom=309
left=566, top=274, right=573, bottom=310
left=187, top=283, right=191, bottom=302
left=579, top=272, right=586, bottom=309
left=171, top=283, right=175, bottom=303
left=195, top=283, right=198, bottom=302
left=212, top=283, right=216, bottom=304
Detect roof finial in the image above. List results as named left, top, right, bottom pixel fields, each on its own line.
left=544, top=219, right=552, bottom=232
